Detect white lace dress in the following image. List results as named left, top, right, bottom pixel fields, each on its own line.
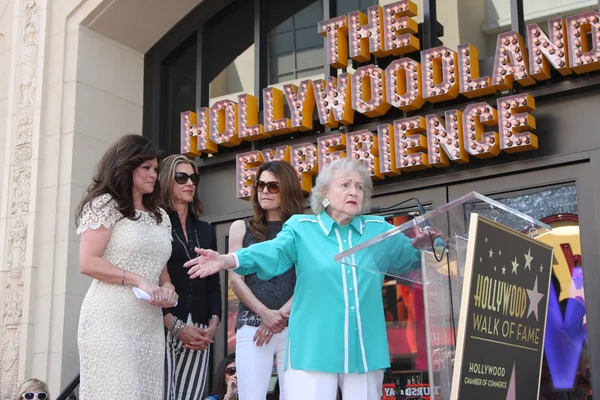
left=76, top=194, right=172, bottom=400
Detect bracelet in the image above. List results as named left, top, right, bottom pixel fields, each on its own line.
left=173, top=319, right=186, bottom=339
left=168, top=316, right=179, bottom=333
left=121, top=270, right=126, bottom=286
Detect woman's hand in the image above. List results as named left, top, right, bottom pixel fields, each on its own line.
left=136, top=277, right=168, bottom=307
left=253, top=324, right=274, bottom=347
left=224, top=376, right=238, bottom=400
left=411, top=229, right=442, bottom=249
left=179, top=326, right=213, bottom=351
left=184, top=248, right=233, bottom=279
left=160, top=283, right=179, bottom=308
left=258, top=308, right=286, bottom=334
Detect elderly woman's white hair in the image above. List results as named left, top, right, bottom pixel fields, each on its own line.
left=309, top=157, right=374, bottom=214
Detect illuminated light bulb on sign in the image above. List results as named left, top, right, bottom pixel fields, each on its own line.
left=283, top=80, right=315, bottom=131
left=566, top=11, right=600, bottom=73
left=290, top=143, right=318, bottom=193
left=238, top=94, right=269, bottom=141
left=457, top=43, right=497, bottom=98
left=318, top=133, right=347, bottom=172
left=235, top=150, right=262, bottom=200
left=347, top=130, right=382, bottom=179
left=462, top=103, right=499, bottom=159
left=352, top=65, right=391, bottom=117
left=377, top=123, right=400, bottom=176
left=393, top=116, right=430, bottom=171
left=422, top=46, right=460, bottom=103
left=382, top=0, right=420, bottom=56
left=492, top=32, right=536, bottom=90
left=385, top=58, right=424, bottom=111
left=259, top=146, right=290, bottom=163
left=348, top=6, right=386, bottom=61
left=426, top=111, right=468, bottom=168
left=497, top=94, right=538, bottom=153
left=312, top=74, right=354, bottom=128
left=209, top=100, right=241, bottom=147
left=527, top=17, right=572, bottom=80
left=263, top=87, right=295, bottom=135
left=180, top=109, right=217, bottom=155
left=318, top=15, right=349, bottom=68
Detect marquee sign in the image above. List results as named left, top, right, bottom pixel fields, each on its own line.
left=179, top=1, right=600, bottom=199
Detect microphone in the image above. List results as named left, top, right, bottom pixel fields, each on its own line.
left=369, top=197, right=427, bottom=215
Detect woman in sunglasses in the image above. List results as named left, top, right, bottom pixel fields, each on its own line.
left=17, top=379, right=49, bottom=400
left=229, top=161, right=304, bottom=400
left=159, top=154, right=222, bottom=400
left=205, top=353, right=237, bottom=400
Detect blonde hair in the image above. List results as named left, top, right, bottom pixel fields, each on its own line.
left=17, top=379, right=50, bottom=400
left=158, top=154, right=204, bottom=216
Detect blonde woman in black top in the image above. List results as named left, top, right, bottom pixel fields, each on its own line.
left=229, top=161, right=304, bottom=400
left=159, top=154, right=222, bottom=400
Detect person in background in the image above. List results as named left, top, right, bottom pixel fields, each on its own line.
left=205, top=353, right=237, bottom=400
left=16, top=379, right=49, bottom=400
left=185, top=158, right=438, bottom=400
left=76, top=134, right=177, bottom=400
left=229, top=161, right=304, bottom=400
left=159, top=154, right=222, bottom=400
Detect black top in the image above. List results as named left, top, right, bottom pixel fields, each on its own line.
left=235, top=220, right=296, bottom=330
left=163, top=209, right=222, bottom=325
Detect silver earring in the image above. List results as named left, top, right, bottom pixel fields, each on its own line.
left=322, top=198, right=330, bottom=208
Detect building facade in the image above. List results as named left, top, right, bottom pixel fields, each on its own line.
left=0, top=0, right=600, bottom=399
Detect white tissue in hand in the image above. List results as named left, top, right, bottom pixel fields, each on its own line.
left=132, top=287, right=151, bottom=300
left=132, top=288, right=178, bottom=306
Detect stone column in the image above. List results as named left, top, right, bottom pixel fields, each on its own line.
left=0, top=1, right=47, bottom=398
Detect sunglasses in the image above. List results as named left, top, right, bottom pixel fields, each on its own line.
left=174, top=172, right=200, bottom=186
left=22, top=393, right=47, bottom=400
left=254, top=180, right=280, bottom=194
left=225, top=367, right=237, bottom=376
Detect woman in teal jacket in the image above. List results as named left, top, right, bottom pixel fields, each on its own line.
left=186, top=158, right=435, bottom=400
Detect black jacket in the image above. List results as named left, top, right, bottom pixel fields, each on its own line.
left=163, top=209, right=222, bottom=325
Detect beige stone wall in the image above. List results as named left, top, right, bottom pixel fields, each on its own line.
left=0, top=0, right=199, bottom=397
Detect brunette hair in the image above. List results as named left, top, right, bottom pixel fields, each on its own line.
left=211, top=353, right=236, bottom=399
left=75, top=134, right=163, bottom=224
left=158, top=154, right=204, bottom=217
left=248, top=161, right=304, bottom=242
left=16, top=379, right=50, bottom=400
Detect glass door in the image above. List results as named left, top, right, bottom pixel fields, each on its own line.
left=448, top=164, right=593, bottom=399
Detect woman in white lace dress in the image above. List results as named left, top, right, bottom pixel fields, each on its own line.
left=76, top=135, right=178, bottom=400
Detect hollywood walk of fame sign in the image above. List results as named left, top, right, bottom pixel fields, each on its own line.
left=450, top=215, right=554, bottom=400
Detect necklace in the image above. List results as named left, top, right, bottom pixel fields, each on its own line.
left=173, top=228, right=200, bottom=261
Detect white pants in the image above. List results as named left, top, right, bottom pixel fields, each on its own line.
left=284, top=368, right=383, bottom=400
left=236, top=325, right=288, bottom=400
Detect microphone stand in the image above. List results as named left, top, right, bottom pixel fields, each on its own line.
left=370, top=197, right=448, bottom=262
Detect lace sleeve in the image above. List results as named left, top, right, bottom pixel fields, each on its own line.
left=159, top=208, right=173, bottom=242
left=76, top=193, right=121, bottom=234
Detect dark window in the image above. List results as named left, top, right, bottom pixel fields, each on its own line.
left=161, top=36, right=197, bottom=155
left=268, top=0, right=324, bottom=84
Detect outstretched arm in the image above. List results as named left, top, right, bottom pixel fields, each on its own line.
left=185, top=217, right=299, bottom=280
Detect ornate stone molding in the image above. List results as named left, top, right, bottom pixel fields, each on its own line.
left=1, top=1, right=40, bottom=399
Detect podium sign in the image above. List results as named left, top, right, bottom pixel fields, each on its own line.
left=451, top=215, right=553, bottom=400
left=334, top=192, right=553, bottom=399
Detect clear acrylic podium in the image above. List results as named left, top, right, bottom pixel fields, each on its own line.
left=334, top=192, right=551, bottom=400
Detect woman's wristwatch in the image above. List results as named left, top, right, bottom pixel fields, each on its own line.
left=210, top=314, right=220, bottom=324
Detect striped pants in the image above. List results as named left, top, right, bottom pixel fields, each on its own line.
left=164, top=322, right=210, bottom=400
